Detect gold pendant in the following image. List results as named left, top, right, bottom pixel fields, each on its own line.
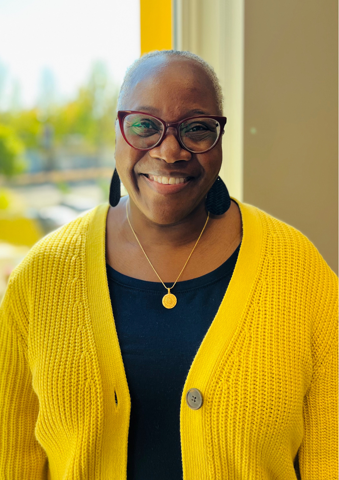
left=162, top=289, right=177, bottom=309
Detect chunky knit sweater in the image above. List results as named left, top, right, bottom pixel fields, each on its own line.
left=0, top=200, right=337, bottom=480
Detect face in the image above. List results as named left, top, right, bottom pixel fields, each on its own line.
left=115, top=57, right=223, bottom=225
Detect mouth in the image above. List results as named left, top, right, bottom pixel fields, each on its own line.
left=143, top=174, right=191, bottom=185
left=140, top=173, right=194, bottom=194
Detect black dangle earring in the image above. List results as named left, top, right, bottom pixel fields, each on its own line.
left=109, top=168, right=121, bottom=207
left=205, top=176, right=231, bottom=215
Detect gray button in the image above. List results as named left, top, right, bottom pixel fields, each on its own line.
left=186, top=388, right=203, bottom=410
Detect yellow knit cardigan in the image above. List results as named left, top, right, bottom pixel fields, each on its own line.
left=0, top=200, right=337, bottom=479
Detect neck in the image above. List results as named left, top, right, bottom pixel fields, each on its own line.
left=124, top=197, right=211, bottom=249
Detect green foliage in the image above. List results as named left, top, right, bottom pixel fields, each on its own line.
left=0, top=62, right=118, bottom=157
left=51, top=63, right=117, bottom=149
left=0, top=124, right=26, bottom=177
left=8, top=110, right=41, bottom=148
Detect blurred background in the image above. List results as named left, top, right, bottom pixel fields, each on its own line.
left=0, top=0, right=140, bottom=297
left=0, top=0, right=337, bottom=299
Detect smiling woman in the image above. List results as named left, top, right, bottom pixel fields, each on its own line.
left=0, top=50, right=338, bottom=480
left=112, top=53, right=229, bottom=230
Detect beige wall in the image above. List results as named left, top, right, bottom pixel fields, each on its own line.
left=174, top=0, right=338, bottom=273
left=244, top=0, right=338, bottom=273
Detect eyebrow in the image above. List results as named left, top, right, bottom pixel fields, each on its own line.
left=133, top=107, right=210, bottom=117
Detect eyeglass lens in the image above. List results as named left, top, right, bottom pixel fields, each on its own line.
left=123, top=113, right=221, bottom=152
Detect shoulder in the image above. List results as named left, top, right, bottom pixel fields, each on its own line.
left=8, top=203, right=109, bottom=286
left=1, top=204, right=108, bottom=345
left=238, top=199, right=337, bottom=321
left=239, top=200, right=336, bottom=278
left=238, top=200, right=338, bottom=362
left=239, top=200, right=338, bottom=354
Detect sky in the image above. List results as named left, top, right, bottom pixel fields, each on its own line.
left=0, top=0, right=140, bottom=110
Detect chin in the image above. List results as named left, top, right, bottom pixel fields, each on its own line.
left=143, top=199, right=205, bottom=226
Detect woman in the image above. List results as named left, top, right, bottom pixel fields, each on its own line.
left=0, top=51, right=337, bottom=479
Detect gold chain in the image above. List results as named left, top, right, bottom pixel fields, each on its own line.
left=126, top=201, right=210, bottom=293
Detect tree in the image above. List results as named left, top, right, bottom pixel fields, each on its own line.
left=2, top=109, right=42, bottom=149
left=51, top=62, right=117, bottom=150
left=0, top=61, right=118, bottom=162
left=0, top=124, right=26, bottom=177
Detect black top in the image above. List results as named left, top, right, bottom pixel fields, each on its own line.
left=106, top=244, right=240, bottom=480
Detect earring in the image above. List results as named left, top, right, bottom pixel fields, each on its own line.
left=205, top=176, right=231, bottom=215
left=109, top=168, right=121, bottom=207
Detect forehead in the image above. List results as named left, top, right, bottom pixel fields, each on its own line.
left=122, top=57, right=219, bottom=118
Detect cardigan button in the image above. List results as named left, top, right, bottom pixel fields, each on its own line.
left=186, top=388, right=203, bottom=410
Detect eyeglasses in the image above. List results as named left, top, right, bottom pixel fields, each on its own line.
left=117, top=110, right=227, bottom=154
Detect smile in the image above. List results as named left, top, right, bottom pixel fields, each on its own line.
left=141, top=174, right=193, bottom=195
left=147, top=174, right=188, bottom=185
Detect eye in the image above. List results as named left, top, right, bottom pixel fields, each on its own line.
left=179, top=118, right=220, bottom=148
left=183, top=122, right=209, bottom=133
left=181, top=120, right=218, bottom=135
left=125, top=117, right=161, bottom=137
left=134, top=119, right=158, bottom=129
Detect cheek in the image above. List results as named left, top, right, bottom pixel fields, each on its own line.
left=199, top=148, right=222, bottom=178
left=115, top=136, right=135, bottom=174
left=114, top=136, right=145, bottom=193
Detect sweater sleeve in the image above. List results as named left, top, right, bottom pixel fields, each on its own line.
left=0, top=278, right=48, bottom=479
left=298, top=258, right=338, bottom=479
left=299, top=343, right=338, bottom=479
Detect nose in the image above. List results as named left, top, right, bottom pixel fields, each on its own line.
left=149, top=127, right=192, bottom=163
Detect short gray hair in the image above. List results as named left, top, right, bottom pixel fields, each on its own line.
left=117, top=50, right=224, bottom=114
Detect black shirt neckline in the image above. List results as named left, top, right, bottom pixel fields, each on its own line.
left=106, top=243, right=240, bottom=293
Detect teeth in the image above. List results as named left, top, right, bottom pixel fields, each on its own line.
left=148, top=175, right=187, bottom=185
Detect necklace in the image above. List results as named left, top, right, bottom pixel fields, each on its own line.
left=126, top=202, right=210, bottom=309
